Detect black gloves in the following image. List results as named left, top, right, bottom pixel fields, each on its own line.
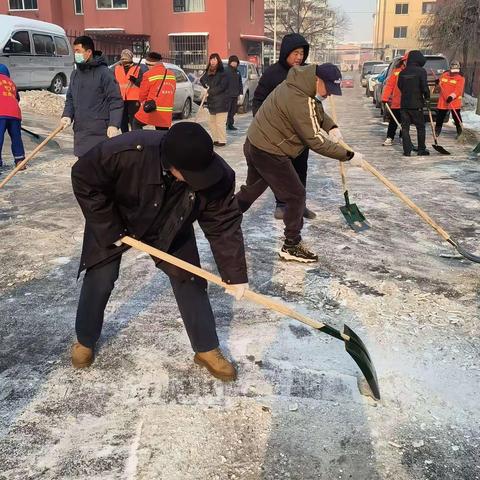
left=446, top=95, right=454, bottom=104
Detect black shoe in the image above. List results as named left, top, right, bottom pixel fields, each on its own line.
left=274, top=206, right=285, bottom=220
left=214, top=142, right=226, bottom=147
left=417, top=149, right=430, bottom=156
left=227, top=125, right=237, bottom=131
left=411, top=146, right=418, bottom=152
left=403, top=152, right=411, bottom=157
left=435, top=128, right=442, bottom=137
left=279, top=241, right=318, bottom=263
left=303, top=207, right=317, bottom=220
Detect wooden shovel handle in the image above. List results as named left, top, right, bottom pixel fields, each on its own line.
left=194, top=88, right=208, bottom=123
left=329, top=96, right=349, bottom=194
left=427, top=108, right=439, bottom=143
left=0, top=124, right=64, bottom=190
left=385, top=102, right=402, bottom=130
left=121, top=236, right=331, bottom=332
left=336, top=139, right=452, bottom=243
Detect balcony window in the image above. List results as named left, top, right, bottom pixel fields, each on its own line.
left=173, top=0, right=205, bottom=13
left=394, top=26, right=408, bottom=38
left=74, top=0, right=84, bottom=14
left=395, top=3, right=408, bottom=15
left=422, top=2, right=435, bottom=14
left=9, top=0, right=38, bottom=10
left=97, top=0, right=128, bottom=9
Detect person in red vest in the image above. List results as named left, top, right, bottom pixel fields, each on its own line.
left=134, top=52, right=176, bottom=131
left=381, top=55, right=407, bottom=146
left=0, top=64, right=25, bottom=172
left=435, top=60, right=465, bottom=138
left=114, top=49, right=147, bottom=133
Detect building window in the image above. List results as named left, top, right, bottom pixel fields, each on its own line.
left=422, top=2, right=435, bottom=14
left=169, top=34, right=207, bottom=70
left=2, top=31, right=31, bottom=54
left=74, top=0, right=84, bottom=14
left=394, top=49, right=406, bottom=57
left=173, top=0, right=205, bottom=12
left=394, top=26, right=408, bottom=38
left=395, top=3, right=408, bottom=15
left=9, top=0, right=38, bottom=10
left=250, top=0, right=255, bottom=22
left=97, top=0, right=127, bottom=9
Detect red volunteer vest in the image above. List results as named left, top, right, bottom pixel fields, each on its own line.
left=437, top=71, right=465, bottom=110
left=382, top=67, right=403, bottom=110
left=0, top=74, right=21, bottom=119
left=135, top=64, right=176, bottom=128
left=114, top=64, right=141, bottom=101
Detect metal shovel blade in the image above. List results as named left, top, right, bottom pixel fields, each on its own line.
left=473, top=142, right=480, bottom=154
left=318, top=323, right=380, bottom=400
left=432, top=143, right=451, bottom=155
left=344, top=325, right=380, bottom=400
left=448, top=238, right=480, bottom=264
left=340, top=192, right=370, bottom=233
left=22, top=127, right=61, bottom=149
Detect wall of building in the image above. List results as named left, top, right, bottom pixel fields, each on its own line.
left=374, top=0, right=436, bottom=61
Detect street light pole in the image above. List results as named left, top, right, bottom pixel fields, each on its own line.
left=273, top=0, right=277, bottom=63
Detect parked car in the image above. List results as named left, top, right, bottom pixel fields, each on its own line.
left=341, top=75, right=354, bottom=88
left=110, top=60, right=194, bottom=119
left=378, top=54, right=449, bottom=120
left=366, top=64, right=389, bottom=97
left=360, top=60, right=385, bottom=87
left=0, top=14, right=73, bottom=94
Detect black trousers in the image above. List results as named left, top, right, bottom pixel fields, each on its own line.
left=75, top=244, right=219, bottom=353
left=387, top=108, right=401, bottom=139
left=227, top=97, right=238, bottom=127
left=120, top=100, right=140, bottom=133
left=275, top=148, right=308, bottom=208
left=401, top=109, right=426, bottom=154
left=435, top=108, right=462, bottom=133
left=236, top=138, right=305, bottom=244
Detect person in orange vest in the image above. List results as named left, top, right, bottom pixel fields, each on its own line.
left=0, top=64, right=25, bottom=172
left=134, top=52, right=176, bottom=131
left=115, top=49, right=147, bottom=133
left=435, top=60, right=465, bottom=138
left=381, top=55, right=407, bottom=146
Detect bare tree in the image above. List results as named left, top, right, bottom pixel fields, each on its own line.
left=421, top=0, right=480, bottom=66
left=265, top=0, right=350, bottom=46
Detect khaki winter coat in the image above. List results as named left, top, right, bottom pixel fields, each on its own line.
left=247, top=64, right=350, bottom=161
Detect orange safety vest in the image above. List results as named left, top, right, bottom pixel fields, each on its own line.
left=115, top=64, right=142, bottom=101
left=437, top=71, right=465, bottom=110
left=135, top=64, right=176, bottom=128
left=381, top=67, right=403, bottom=109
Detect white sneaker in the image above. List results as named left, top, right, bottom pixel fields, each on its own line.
left=382, top=138, right=393, bottom=146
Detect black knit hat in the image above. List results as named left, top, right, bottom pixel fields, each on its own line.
left=162, top=122, right=224, bottom=191
left=229, top=55, right=240, bottom=64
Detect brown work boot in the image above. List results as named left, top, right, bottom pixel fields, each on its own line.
left=194, top=348, right=237, bottom=381
left=71, top=342, right=94, bottom=369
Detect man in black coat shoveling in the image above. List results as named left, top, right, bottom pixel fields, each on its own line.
left=397, top=50, right=430, bottom=157
left=252, top=33, right=317, bottom=221
left=70, top=122, right=248, bottom=381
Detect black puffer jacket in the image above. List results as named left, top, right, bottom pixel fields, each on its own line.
left=252, top=33, right=309, bottom=116
left=398, top=50, right=430, bottom=109
left=225, top=65, right=243, bottom=97
left=63, top=52, right=123, bottom=157
left=200, top=69, right=229, bottom=114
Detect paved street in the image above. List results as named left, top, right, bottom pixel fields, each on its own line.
left=0, top=82, right=479, bottom=479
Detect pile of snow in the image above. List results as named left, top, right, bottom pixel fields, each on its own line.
left=19, top=90, right=65, bottom=118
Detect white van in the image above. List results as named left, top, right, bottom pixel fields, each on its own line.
left=0, top=14, right=73, bottom=94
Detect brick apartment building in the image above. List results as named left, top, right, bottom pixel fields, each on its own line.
left=0, top=0, right=269, bottom=69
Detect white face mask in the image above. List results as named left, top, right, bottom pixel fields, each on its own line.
left=315, top=94, right=327, bottom=103
left=75, top=52, right=86, bottom=64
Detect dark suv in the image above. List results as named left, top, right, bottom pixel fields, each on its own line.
left=378, top=54, right=449, bottom=120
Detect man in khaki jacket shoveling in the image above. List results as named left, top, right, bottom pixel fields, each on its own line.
left=236, top=63, right=365, bottom=263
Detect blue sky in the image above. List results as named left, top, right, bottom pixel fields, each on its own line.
left=329, top=0, right=377, bottom=43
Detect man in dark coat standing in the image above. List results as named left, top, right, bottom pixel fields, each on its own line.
left=397, top=50, right=430, bottom=157
left=61, top=36, right=124, bottom=157
left=225, top=55, right=243, bottom=131
left=70, top=123, right=249, bottom=381
left=252, top=33, right=316, bottom=220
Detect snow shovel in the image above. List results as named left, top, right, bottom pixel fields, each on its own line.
left=0, top=125, right=64, bottom=190
left=21, top=126, right=61, bottom=149
left=121, top=235, right=381, bottom=400
left=328, top=96, right=369, bottom=232
left=345, top=151, right=480, bottom=263
left=427, top=108, right=450, bottom=155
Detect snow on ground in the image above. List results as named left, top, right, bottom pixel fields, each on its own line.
left=1, top=77, right=479, bottom=479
